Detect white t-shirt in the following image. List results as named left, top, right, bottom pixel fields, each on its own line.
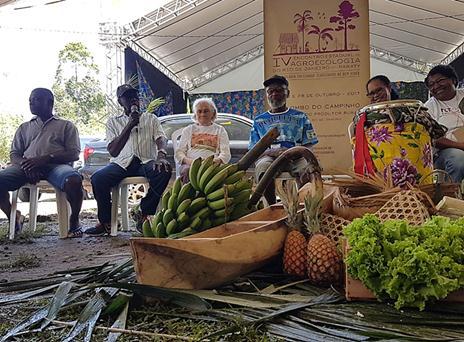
left=425, top=88, right=464, bottom=142
left=175, top=123, right=231, bottom=164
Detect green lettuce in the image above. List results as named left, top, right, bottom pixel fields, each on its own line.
left=344, top=214, right=464, bottom=310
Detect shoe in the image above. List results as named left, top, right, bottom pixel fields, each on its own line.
left=85, top=223, right=110, bottom=236
left=67, top=227, right=83, bottom=238
left=135, top=215, right=148, bottom=234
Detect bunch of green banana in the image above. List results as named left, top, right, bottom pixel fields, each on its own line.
left=141, top=158, right=256, bottom=239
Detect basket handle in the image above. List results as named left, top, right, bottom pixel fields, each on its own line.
left=419, top=169, right=453, bottom=185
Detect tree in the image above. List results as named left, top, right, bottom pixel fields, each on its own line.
left=293, top=10, right=313, bottom=53
left=52, top=42, right=106, bottom=134
left=329, top=1, right=359, bottom=51
left=0, top=113, right=23, bottom=164
left=307, top=25, right=333, bottom=52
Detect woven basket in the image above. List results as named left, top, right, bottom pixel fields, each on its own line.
left=332, top=187, right=391, bottom=220
left=375, top=190, right=430, bottom=226
left=321, top=213, right=351, bottom=245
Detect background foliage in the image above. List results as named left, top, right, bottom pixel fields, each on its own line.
left=0, top=113, right=23, bottom=164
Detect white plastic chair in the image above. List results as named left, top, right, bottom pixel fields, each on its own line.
left=9, top=181, right=70, bottom=240
left=171, top=128, right=183, bottom=178
left=110, top=176, right=148, bottom=236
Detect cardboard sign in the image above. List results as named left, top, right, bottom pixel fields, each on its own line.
left=264, top=0, right=370, bottom=172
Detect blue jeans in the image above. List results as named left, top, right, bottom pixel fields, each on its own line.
left=0, top=164, right=80, bottom=191
left=91, top=159, right=170, bottom=224
left=434, top=148, right=464, bottom=183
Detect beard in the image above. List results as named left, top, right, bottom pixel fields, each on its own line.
left=267, top=97, right=286, bottom=110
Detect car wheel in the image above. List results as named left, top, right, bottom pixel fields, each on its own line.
left=127, top=183, right=148, bottom=205
left=18, top=188, right=42, bottom=202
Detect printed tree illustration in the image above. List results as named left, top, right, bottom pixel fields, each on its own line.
left=307, top=25, right=334, bottom=52
left=293, top=10, right=313, bottom=53
left=329, top=0, right=359, bottom=51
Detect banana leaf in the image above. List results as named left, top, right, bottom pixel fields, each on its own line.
left=106, top=301, right=129, bottom=342
left=39, top=281, right=74, bottom=330
left=0, top=283, right=59, bottom=304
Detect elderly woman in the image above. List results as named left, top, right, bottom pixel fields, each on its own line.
left=175, top=98, right=231, bottom=183
left=366, top=75, right=399, bottom=103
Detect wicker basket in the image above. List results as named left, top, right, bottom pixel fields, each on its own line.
left=321, top=213, right=351, bottom=245
left=375, top=190, right=430, bottom=226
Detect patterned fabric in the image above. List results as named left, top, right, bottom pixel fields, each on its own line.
left=136, top=61, right=155, bottom=113
left=359, top=122, right=434, bottom=187
left=393, top=81, right=429, bottom=103
left=249, top=108, right=318, bottom=149
left=353, top=102, right=447, bottom=140
left=189, top=90, right=265, bottom=118
left=155, top=90, right=174, bottom=117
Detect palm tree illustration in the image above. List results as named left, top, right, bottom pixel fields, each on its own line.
left=293, top=10, right=313, bottom=53
left=329, top=1, right=359, bottom=51
left=307, top=25, right=334, bottom=52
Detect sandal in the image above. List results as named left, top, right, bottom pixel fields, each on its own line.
left=67, top=227, right=83, bottom=238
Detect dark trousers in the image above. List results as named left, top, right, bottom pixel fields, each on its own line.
left=91, top=159, right=170, bottom=224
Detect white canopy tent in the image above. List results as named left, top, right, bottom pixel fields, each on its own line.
left=117, top=0, right=464, bottom=93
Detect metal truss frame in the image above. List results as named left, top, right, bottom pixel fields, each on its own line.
left=120, top=0, right=209, bottom=42
left=370, top=46, right=435, bottom=75
left=441, top=42, right=464, bottom=66
left=189, top=44, right=263, bottom=90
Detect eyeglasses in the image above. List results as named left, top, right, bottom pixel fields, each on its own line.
left=266, top=87, right=287, bottom=95
left=426, top=77, right=449, bottom=89
left=366, top=87, right=386, bottom=98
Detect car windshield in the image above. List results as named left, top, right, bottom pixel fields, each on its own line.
left=162, top=116, right=251, bottom=141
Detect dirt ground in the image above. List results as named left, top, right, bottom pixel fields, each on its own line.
left=0, top=210, right=134, bottom=283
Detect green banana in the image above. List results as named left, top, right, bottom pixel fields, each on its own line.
left=150, top=212, right=163, bottom=236
left=213, top=206, right=235, bottom=218
left=142, top=219, right=154, bottom=237
left=167, top=192, right=178, bottom=211
left=168, top=227, right=196, bottom=239
left=202, top=218, right=212, bottom=231
left=177, top=212, right=190, bottom=229
left=161, top=190, right=171, bottom=210
left=177, top=182, right=194, bottom=203
left=229, top=203, right=251, bottom=221
left=208, top=197, right=234, bottom=211
left=188, top=197, right=207, bottom=215
left=156, top=222, right=167, bottom=238
left=162, top=208, right=174, bottom=227
left=206, top=184, right=235, bottom=201
left=166, top=218, right=179, bottom=235
left=196, top=155, right=214, bottom=187
left=199, top=162, right=220, bottom=191
left=192, top=206, right=211, bottom=221
left=232, top=189, right=252, bottom=204
left=204, top=163, right=239, bottom=195
left=231, top=178, right=253, bottom=195
left=190, top=216, right=202, bottom=231
left=224, top=170, right=246, bottom=184
left=176, top=198, right=192, bottom=216
left=189, top=158, right=202, bottom=191
left=211, top=217, right=227, bottom=227
left=172, top=177, right=182, bottom=195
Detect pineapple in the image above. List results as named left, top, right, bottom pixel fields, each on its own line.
left=304, top=190, right=342, bottom=286
left=276, top=180, right=306, bottom=277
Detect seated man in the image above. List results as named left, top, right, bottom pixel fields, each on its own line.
left=424, top=65, right=464, bottom=183
left=0, top=88, right=83, bottom=237
left=249, top=75, right=319, bottom=204
left=85, top=84, right=171, bottom=236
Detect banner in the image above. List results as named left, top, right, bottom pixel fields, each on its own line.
left=264, top=0, right=370, bottom=172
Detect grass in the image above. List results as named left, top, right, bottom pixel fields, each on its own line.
left=0, top=251, right=42, bottom=270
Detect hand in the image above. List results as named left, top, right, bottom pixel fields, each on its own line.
left=24, top=169, right=43, bottom=184
left=153, top=157, right=172, bottom=173
left=129, top=111, right=140, bottom=128
left=21, top=156, right=50, bottom=172
left=213, top=158, right=222, bottom=165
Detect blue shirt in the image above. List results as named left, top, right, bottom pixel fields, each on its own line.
left=249, top=108, right=318, bottom=149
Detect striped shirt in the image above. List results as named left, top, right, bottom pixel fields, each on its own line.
left=106, top=112, right=166, bottom=169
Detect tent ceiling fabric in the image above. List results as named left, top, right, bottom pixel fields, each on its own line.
left=123, top=0, right=464, bottom=91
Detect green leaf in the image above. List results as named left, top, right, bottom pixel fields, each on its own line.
left=40, top=281, right=74, bottom=330
left=106, top=301, right=129, bottom=342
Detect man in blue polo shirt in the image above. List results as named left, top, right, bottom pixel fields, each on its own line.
left=249, top=75, right=318, bottom=204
